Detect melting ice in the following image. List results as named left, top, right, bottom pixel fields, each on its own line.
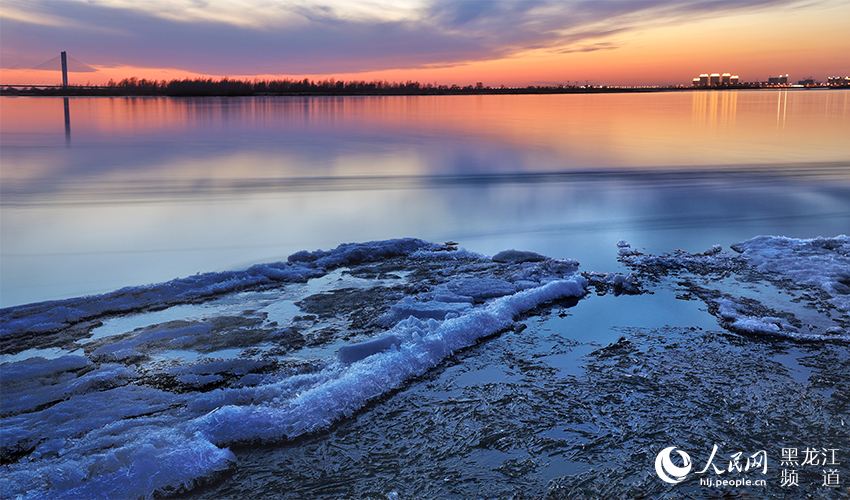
left=1, top=235, right=847, bottom=498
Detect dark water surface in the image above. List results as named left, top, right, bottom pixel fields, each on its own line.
left=2, top=91, right=849, bottom=306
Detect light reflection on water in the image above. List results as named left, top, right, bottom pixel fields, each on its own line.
left=1, top=91, right=849, bottom=306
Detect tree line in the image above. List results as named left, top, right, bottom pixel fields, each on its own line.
left=1, top=77, right=673, bottom=96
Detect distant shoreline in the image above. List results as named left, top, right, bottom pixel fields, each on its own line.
left=2, top=85, right=846, bottom=98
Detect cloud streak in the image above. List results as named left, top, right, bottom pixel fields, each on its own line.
left=0, top=0, right=812, bottom=75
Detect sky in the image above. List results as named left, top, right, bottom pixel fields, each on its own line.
left=1, top=0, right=849, bottom=86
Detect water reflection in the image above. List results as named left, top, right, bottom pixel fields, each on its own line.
left=776, top=90, right=788, bottom=129
left=1, top=92, right=849, bottom=306
left=62, top=97, right=71, bottom=146
left=691, top=91, right=738, bottom=128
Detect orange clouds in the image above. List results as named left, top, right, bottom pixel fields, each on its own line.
left=2, top=1, right=848, bottom=86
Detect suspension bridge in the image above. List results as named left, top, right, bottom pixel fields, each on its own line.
left=0, top=51, right=107, bottom=90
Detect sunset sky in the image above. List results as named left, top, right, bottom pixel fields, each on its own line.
left=1, top=0, right=849, bottom=86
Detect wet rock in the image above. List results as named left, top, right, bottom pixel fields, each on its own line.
left=492, top=250, right=547, bottom=264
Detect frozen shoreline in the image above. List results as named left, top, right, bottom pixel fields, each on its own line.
left=1, top=235, right=848, bottom=498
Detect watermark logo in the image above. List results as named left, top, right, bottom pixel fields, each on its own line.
left=654, top=444, right=841, bottom=489
left=655, top=446, right=692, bottom=484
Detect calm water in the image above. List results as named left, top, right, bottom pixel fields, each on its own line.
left=1, top=91, right=849, bottom=306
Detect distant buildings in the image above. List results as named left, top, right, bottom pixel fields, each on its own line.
left=693, top=72, right=789, bottom=87
left=692, top=72, right=739, bottom=87
left=827, top=76, right=850, bottom=87
left=689, top=71, right=850, bottom=88
left=767, top=74, right=848, bottom=87
left=767, top=74, right=789, bottom=85
left=692, top=74, right=710, bottom=86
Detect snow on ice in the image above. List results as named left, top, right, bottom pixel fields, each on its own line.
left=0, top=239, right=586, bottom=498
left=620, top=235, right=849, bottom=340
left=731, top=235, right=850, bottom=312
left=1, top=236, right=847, bottom=498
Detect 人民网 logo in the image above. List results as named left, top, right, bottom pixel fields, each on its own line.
left=654, top=444, right=839, bottom=488
left=655, top=446, right=692, bottom=484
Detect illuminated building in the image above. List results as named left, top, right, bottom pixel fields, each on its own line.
left=691, top=72, right=740, bottom=87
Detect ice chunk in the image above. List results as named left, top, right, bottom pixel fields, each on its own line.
left=166, top=358, right=275, bottom=389
left=710, top=297, right=850, bottom=342
left=0, top=264, right=321, bottom=340
left=378, top=277, right=519, bottom=327
left=288, top=238, right=439, bottom=268
left=715, top=298, right=791, bottom=334
left=616, top=241, right=642, bottom=257
left=444, top=277, right=517, bottom=301
left=492, top=250, right=547, bottom=264
left=503, top=260, right=580, bottom=285
left=1, top=239, right=440, bottom=340
left=91, top=323, right=213, bottom=361
left=1, top=355, right=90, bottom=383
left=338, top=334, right=402, bottom=364
left=1, top=427, right=234, bottom=499
left=0, top=239, right=476, bottom=352
left=378, top=297, right=471, bottom=326
left=731, top=235, right=850, bottom=311
left=584, top=272, right=641, bottom=295
left=0, top=356, right=138, bottom=416
left=185, top=370, right=335, bottom=415
left=1, top=385, right=182, bottom=462
left=410, top=247, right=486, bottom=260
left=729, top=317, right=784, bottom=334
left=188, top=277, right=587, bottom=446
left=621, top=237, right=848, bottom=340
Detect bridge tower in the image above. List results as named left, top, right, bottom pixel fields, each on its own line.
left=60, top=51, right=68, bottom=88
